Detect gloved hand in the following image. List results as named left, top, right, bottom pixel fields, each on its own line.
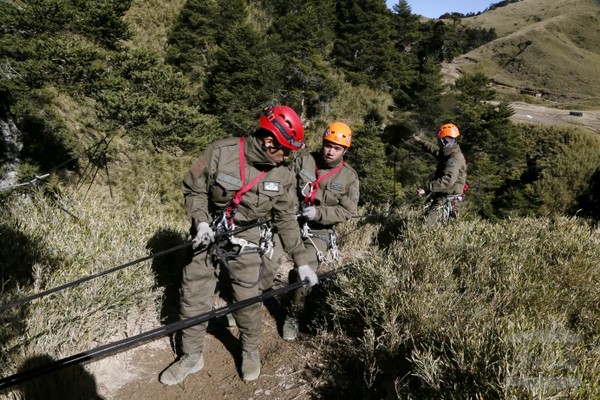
left=192, top=222, right=215, bottom=249
left=297, top=265, right=318, bottom=287
left=301, top=206, right=317, bottom=221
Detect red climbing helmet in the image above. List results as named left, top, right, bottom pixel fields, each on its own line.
left=259, top=105, right=305, bottom=150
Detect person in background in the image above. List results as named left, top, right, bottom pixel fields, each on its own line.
left=278, top=121, right=360, bottom=341
left=413, top=123, right=467, bottom=225
left=159, top=105, right=317, bottom=385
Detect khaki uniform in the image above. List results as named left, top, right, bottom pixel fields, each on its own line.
left=418, top=141, right=467, bottom=224
left=283, top=152, right=359, bottom=316
left=180, top=135, right=307, bottom=355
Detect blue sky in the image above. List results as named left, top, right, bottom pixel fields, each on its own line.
left=386, top=0, right=493, bottom=18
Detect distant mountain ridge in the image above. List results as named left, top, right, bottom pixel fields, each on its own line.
left=455, top=0, right=600, bottom=104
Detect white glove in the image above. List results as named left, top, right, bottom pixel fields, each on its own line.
left=192, top=222, right=214, bottom=249
left=301, top=206, right=317, bottom=221
left=298, top=265, right=318, bottom=287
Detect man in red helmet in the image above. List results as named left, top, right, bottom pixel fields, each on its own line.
left=159, top=105, right=313, bottom=384
left=414, top=123, right=467, bottom=225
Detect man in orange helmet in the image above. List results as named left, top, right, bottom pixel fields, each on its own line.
left=414, top=123, right=467, bottom=225
left=278, top=121, right=360, bottom=341
left=159, top=105, right=311, bottom=384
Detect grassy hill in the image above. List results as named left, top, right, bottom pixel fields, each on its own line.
left=458, top=0, right=600, bottom=106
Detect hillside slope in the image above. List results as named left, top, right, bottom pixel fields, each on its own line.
left=454, top=0, right=600, bottom=104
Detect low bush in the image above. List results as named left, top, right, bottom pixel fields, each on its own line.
left=319, top=209, right=600, bottom=399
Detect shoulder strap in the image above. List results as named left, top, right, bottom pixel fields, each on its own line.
left=225, top=137, right=267, bottom=223
left=303, top=161, right=345, bottom=206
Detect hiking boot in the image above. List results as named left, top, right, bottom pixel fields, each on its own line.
left=159, top=353, right=204, bottom=385
left=282, top=316, right=299, bottom=341
left=241, top=350, right=261, bottom=381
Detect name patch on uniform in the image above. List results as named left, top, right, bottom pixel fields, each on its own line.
left=330, top=182, right=344, bottom=191
left=263, top=181, right=280, bottom=192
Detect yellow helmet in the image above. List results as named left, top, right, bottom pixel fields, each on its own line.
left=437, top=123, right=460, bottom=139
left=323, top=121, right=352, bottom=147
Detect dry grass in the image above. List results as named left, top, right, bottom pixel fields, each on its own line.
left=0, top=183, right=188, bottom=398
left=123, top=0, right=188, bottom=56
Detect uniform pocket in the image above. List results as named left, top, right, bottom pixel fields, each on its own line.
left=212, top=171, right=241, bottom=203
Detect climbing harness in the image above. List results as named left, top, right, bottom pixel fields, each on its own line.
left=301, top=161, right=345, bottom=206
left=424, top=193, right=463, bottom=223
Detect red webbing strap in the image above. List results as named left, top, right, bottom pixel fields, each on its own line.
left=225, top=137, right=267, bottom=223
left=303, top=161, right=345, bottom=206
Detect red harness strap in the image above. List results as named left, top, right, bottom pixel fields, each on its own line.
left=303, top=161, right=345, bottom=206
left=224, top=137, right=267, bottom=224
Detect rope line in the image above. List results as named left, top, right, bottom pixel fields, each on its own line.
left=0, top=270, right=337, bottom=390
left=0, top=221, right=266, bottom=312
left=0, top=242, right=192, bottom=312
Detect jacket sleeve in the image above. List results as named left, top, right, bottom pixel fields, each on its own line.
left=427, top=154, right=460, bottom=194
left=183, top=144, right=217, bottom=227
left=419, top=140, right=440, bottom=156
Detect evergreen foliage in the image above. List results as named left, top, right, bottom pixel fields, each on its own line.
left=346, top=122, right=396, bottom=205
left=332, top=0, right=399, bottom=91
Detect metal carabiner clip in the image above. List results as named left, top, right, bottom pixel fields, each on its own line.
left=301, top=181, right=313, bottom=197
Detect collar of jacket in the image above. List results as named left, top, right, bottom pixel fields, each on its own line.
left=442, top=143, right=461, bottom=156
left=245, top=135, right=278, bottom=168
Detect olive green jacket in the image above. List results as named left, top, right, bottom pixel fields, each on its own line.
left=419, top=141, right=467, bottom=196
left=183, top=135, right=308, bottom=266
left=294, top=151, right=360, bottom=228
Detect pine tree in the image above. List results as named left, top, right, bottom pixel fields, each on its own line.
left=165, top=0, right=220, bottom=78
left=450, top=73, right=525, bottom=219
left=204, top=21, right=286, bottom=135
left=332, top=0, right=398, bottom=91
left=266, top=0, right=338, bottom=118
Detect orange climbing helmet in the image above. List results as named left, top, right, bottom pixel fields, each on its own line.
left=437, top=123, right=460, bottom=139
left=259, top=105, right=305, bottom=150
left=323, top=121, right=352, bottom=148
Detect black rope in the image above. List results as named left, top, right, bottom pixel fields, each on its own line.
left=0, top=270, right=338, bottom=390
left=0, top=221, right=268, bottom=312
left=0, top=242, right=192, bottom=312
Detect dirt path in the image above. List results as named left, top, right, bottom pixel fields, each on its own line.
left=509, top=102, right=600, bottom=134
left=101, top=305, right=323, bottom=400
